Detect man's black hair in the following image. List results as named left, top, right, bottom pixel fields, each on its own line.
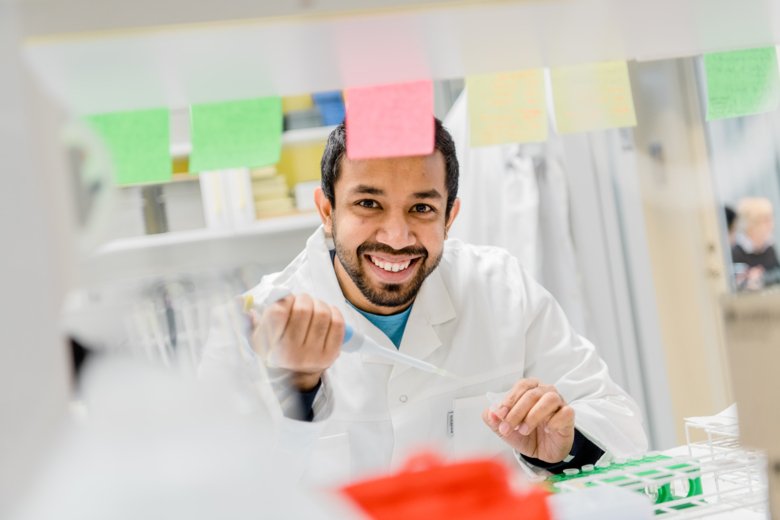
left=319, top=118, right=459, bottom=219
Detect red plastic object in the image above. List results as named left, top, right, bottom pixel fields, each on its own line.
left=340, top=452, right=551, bottom=520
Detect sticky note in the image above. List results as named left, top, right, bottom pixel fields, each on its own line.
left=345, top=80, right=434, bottom=160
left=466, top=70, right=547, bottom=146
left=189, top=97, right=282, bottom=172
left=88, top=109, right=171, bottom=186
left=704, top=47, right=780, bottom=121
left=551, top=61, right=637, bottom=134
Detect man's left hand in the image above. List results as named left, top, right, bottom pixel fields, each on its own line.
left=482, top=378, right=575, bottom=463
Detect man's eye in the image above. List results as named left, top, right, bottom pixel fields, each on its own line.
left=357, top=200, right=379, bottom=209
left=412, top=204, right=433, bottom=213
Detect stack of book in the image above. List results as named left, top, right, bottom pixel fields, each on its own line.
left=251, top=166, right=295, bottom=218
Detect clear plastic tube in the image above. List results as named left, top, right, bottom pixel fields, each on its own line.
left=342, top=325, right=456, bottom=378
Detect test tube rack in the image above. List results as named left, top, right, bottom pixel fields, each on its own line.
left=546, top=454, right=704, bottom=514
left=546, top=414, right=767, bottom=518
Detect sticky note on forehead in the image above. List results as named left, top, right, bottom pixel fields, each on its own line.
left=87, top=108, right=171, bottom=186
left=466, top=69, right=548, bottom=146
left=344, top=80, right=434, bottom=160
left=704, top=47, right=780, bottom=121
left=189, top=97, right=282, bottom=173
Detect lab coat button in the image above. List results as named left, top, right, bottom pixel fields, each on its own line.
left=399, top=394, right=408, bottom=403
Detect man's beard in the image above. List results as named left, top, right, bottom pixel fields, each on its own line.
left=332, top=222, right=442, bottom=309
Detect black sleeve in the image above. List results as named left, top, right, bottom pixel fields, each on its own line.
left=295, top=380, right=322, bottom=422
left=521, top=429, right=604, bottom=473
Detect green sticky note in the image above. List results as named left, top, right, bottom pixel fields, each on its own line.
left=466, top=69, right=548, bottom=146
left=704, top=47, right=780, bottom=121
left=551, top=61, right=637, bottom=134
left=189, top=97, right=282, bottom=172
left=88, top=109, right=171, bottom=186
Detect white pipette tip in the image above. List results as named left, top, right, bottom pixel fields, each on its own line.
left=343, top=325, right=459, bottom=378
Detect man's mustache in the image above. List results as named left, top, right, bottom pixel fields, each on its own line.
left=357, top=242, right=428, bottom=258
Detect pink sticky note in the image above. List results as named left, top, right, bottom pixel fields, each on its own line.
left=345, top=80, right=434, bottom=160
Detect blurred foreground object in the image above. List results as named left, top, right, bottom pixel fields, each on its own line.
left=12, top=356, right=358, bottom=520
left=340, top=451, right=656, bottom=520
left=19, top=113, right=352, bottom=518
left=340, top=452, right=551, bottom=520
left=62, top=272, right=253, bottom=374
left=547, top=486, right=652, bottom=520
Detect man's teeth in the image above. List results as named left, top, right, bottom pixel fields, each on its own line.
left=370, top=256, right=412, bottom=272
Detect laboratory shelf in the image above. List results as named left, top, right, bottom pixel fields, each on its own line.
left=82, top=212, right=321, bottom=287
left=100, top=211, right=320, bottom=252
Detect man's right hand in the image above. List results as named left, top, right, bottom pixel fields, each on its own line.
left=250, top=293, right=345, bottom=391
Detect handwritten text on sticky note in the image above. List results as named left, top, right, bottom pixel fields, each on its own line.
left=551, top=61, right=637, bottom=134
left=88, top=108, right=171, bottom=186
left=190, top=97, right=282, bottom=172
left=704, top=47, right=780, bottom=121
left=466, top=70, right=547, bottom=146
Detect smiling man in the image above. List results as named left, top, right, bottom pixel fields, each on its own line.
left=327, top=152, right=454, bottom=313
left=236, top=118, right=647, bottom=483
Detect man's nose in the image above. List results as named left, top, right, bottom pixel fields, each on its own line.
left=376, top=214, right=415, bottom=251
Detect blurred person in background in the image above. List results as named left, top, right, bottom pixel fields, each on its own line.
left=732, top=197, right=780, bottom=290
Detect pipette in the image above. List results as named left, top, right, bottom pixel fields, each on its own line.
left=244, top=289, right=457, bottom=378
left=340, top=324, right=456, bottom=378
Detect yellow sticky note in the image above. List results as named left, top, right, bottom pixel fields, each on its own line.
left=551, top=61, right=637, bottom=134
left=466, top=70, right=548, bottom=146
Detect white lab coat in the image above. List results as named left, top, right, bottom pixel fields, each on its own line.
left=200, top=227, right=648, bottom=486
left=444, top=90, right=588, bottom=333
left=444, top=90, right=541, bottom=278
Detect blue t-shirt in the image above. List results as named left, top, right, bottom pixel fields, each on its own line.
left=350, top=303, right=413, bottom=349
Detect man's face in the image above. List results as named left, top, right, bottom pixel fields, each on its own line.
left=316, top=152, right=459, bottom=315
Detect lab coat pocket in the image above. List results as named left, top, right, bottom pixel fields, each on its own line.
left=307, top=432, right=351, bottom=485
left=450, top=395, right=507, bottom=459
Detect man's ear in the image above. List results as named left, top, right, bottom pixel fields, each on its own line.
left=314, top=187, right=333, bottom=233
left=445, top=198, right=461, bottom=237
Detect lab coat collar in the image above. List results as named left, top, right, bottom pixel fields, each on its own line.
left=304, top=226, right=344, bottom=304
left=410, top=262, right=457, bottom=328
left=390, top=265, right=456, bottom=379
